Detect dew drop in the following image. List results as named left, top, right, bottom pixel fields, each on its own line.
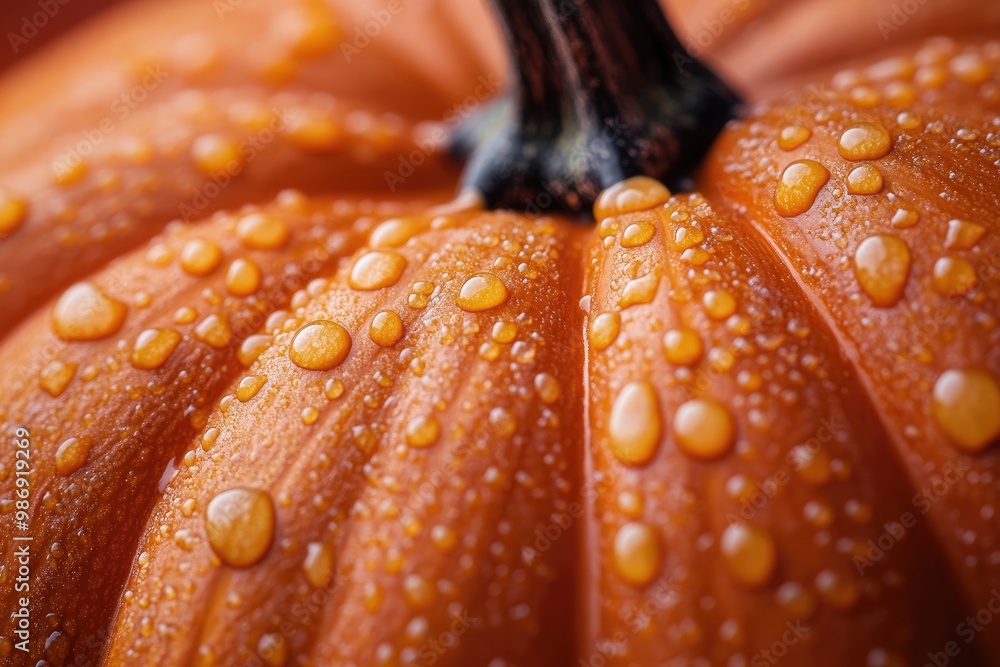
left=191, top=133, right=242, bottom=175
left=932, top=256, right=978, bottom=297
left=673, top=398, right=735, bottom=460
left=838, top=123, right=892, bottom=160
left=589, top=312, right=621, bottom=351
left=721, top=524, right=777, bottom=588
left=238, top=334, right=273, bottom=367
left=932, top=369, right=1000, bottom=452
left=621, top=221, right=656, bottom=248
left=55, top=437, right=92, bottom=476
left=180, top=239, right=223, bottom=276
left=131, top=328, right=182, bottom=370
left=52, top=282, right=128, bottom=341
left=609, top=382, right=662, bottom=466
left=774, top=160, right=830, bottom=217
left=405, top=415, right=441, bottom=448
left=491, top=320, right=518, bottom=343
left=226, top=258, right=263, bottom=296
left=593, top=177, right=671, bottom=219
left=777, top=126, right=811, bottom=150
left=369, top=310, right=404, bottom=347
left=289, top=320, right=352, bottom=370
left=814, top=570, right=859, bottom=609
left=349, top=250, right=407, bottom=290
left=194, top=314, right=232, bottom=348
left=303, top=542, right=334, bottom=588
left=236, top=212, right=290, bottom=250
left=457, top=273, right=509, bottom=312
left=613, top=522, right=662, bottom=587
left=846, top=164, right=884, bottom=195
left=369, top=217, right=423, bottom=248
left=944, top=219, right=986, bottom=250
left=236, top=374, right=267, bottom=402
left=663, top=328, right=704, bottom=366
left=890, top=208, right=919, bottom=229
left=39, top=361, right=77, bottom=397
left=205, top=488, right=275, bottom=567
left=703, top=289, right=737, bottom=320
left=534, top=372, right=561, bottom=404
left=853, top=235, right=910, bottom=307
left=0, top=190, right=27, bottom=235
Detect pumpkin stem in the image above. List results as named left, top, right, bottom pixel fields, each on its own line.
left=452, top=0, right=742, bottom=216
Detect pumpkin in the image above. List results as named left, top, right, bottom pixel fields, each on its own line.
left=0, top=0, right=998, bottom=665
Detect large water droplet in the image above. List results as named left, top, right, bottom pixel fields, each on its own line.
left=289, top=320, right=352, bottom=370
left=349, top=250, right=407, bottom=290
left=775, top=160, right=830, bottom=217
left=205, top=488, right=275, bottom=567
left=609, top=382, right=662, bottom=466
left=457, top=273, right=509, bottom=312
left=932, top=369, right=1000, bottom=452
left=853, top=235, right=910, bottom=307
left=673, top=398, right=735, bottom=460
left=52, top=282, right=128, bottom=341
left=613, top=521, right=662, bottom=587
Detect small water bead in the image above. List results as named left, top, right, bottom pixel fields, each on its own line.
left=369, top=311, right=404, bottom=347
left=896, top=111, right=921, bottom=130
left=457, top=273, right=509, bottom=312
left=491, top=320, right=518, bottom=343
left=681, top=247, right=710, bottom=266
left=589, top=312, right=621, bottom=350
left=39, top=361, right=77, bottom=397
left=131, top=329, right=182, bottom=370
left=621, top=221, right=656, bottom=248
left=853, top=235, right=911, bottom=307
left=283, top=110, right=343, bottom=152
left=609, top=382, right=662, bottom=466
left=300, top=407, right=319, bottom=426
left=613, top=522, right=663, bottom=587
left=225, top=258, right=263, bottom=296
left=846, top=165, right=884, bottom=195
left=932, top=370, right=1000, bottom=452
left=534, top=372, right=561, bottom=404
left=289, top=320, right=352, bottom=370
left=890, top=208, right=919, bottom=229
left=814, top=570, right=860, bottom=610
left=775, top=582, right=817, bottom=619
left=703, top=289, right=736, bottom=320
left=774, top=160, right=830, bottom=217
left=0, top=190, right=27, bottom=235
left=238, top=334, right=273, bottom=367
left=236, top=375, right=267, bottom=402
left=721, top=524, right=776, bottom=588
left=201, top=428, right=220, bottom=450
left=405, top=415, right=441, bottom=448
left=944, top=219, right=986, bottom=250
left=778, top=126, right=811, bottom=151
left=593, top=176, right=671, bottom=219
left=489, top=407, right=518, bottom=437
left=369, top=217, right=423, bottom=248
left=932, top=256, right=978, bottom=297
left=303, top=542, right=334, bottom=588
left=53, top=282, right=128, bottom=341
left=191, top=133, right=242, bottom=175
left=403, top=574, right=436, bottom=610
left=673, top=399, right=735, bottom=460
left=325, top=378, right=345, bottom=399
left=673, top=226, right=704, bottom=250
left=54, top=159, right=87, bottom=185
left=236, top=212, right=290, bottom=250
left=205, top=488, right=275, bottom=568
left=663, top=328, right=703, bottom=366
left=950, top=52, right=991, bottom=86
left=55, top=437, right=92, bottom=476
left=180, top=239, right=223, bottom=276
left=349, top=250, right=407, bottom=290
left=838, top=123, right=893, bottom=161
left=194, top=314, right=232, bottom=348
left=257, top=633, right=288, bottom=667
left=620, top=273, right=659, bottom=307
left=431, top=525, right=457, bottom=553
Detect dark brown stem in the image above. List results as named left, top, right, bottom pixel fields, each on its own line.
left=452, top=0, right=742, bottom=216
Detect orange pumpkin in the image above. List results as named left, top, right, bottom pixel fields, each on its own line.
left=0, top=0, right=998, bottom=666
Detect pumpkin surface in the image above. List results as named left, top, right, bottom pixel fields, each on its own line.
left=0, top=1, right=998, bottom=666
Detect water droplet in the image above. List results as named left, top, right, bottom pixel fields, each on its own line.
left=0, top=190, right=27, bottom=235
left=205, top=488, right=275, bottom=567
left=238, top=334, right=273, bottom=367
left=890, top=208, right=919, bottom=229
left=838, top=123, right=892, bottom=160
left=609, top=382, right=662, bottom=466
left=846, top=165, right=884, bottom=195
left=52, top=282, right=128, bottom=341
left=39, top=361, right=77, bottom=397
left=619, top=273, right=659, bottom=307
left=369, top=217, right=423, bottom=248
left=814, top=570, right=859, bottom=609
left=663, top=328, right=704, bottom=366
left=131, top=328, right=182, bottom=370
left=778, top=126, right=811, bottom=150
left=775, top=160, right=830, bottom=217
left=457, top=273, right=509, bottom=312
left=194, top=314, right=232, bottom=348
left=944, top=219, right=986, bottom=250
left=932, top=256, right=978, bottom=297
left=775, top=582, right=817, bottom=619
left=613, top=521, right=662, bottom=587
left=180, top=239, right=223, bottom=276
left=236, top=374, right=267, bottom=402
left=593, top=177, right=671, bottom=220
left=896, top=111, right=921, bottom=130
left=55, top=437, right=92, bottom=476
left=950, top=52, right=991, bottom=86
left=534, top=372, right=561, bottom=404
left=621, top=221, right=656, bottom=248
left=349, top=250, right=407, bottom=290
left=226, top=258, right=263, bottom=296
left=932, top=369, right=1000, bottom=452
left=369, top=310, right=404, bottom=346
left=191, top=133, right=242, bottom=175
left=289, top=320, right=352, bottom=370
left=303, top=542, right=334, bottom=588
left=721, top=524, right=776, bottom=588
left=405, top=415, right=441, bottom=448
left=853, top=235, right=910, bottom=307
left=673, top=398, right=735, bottom=460
left=236, top=212, right=290, bottom=250
left=257, top=633, right=288, bottom=667
left=403, top=574, right=435, bottom=609
left=491, top=320, right=518, bottom=343
left=703, top=289, right=737, bottom=320
left=589, top=312, right=621, bottom=351
left=788, top=445, right=832, bottom=485
left=325, top=378, right=345, bottom=399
